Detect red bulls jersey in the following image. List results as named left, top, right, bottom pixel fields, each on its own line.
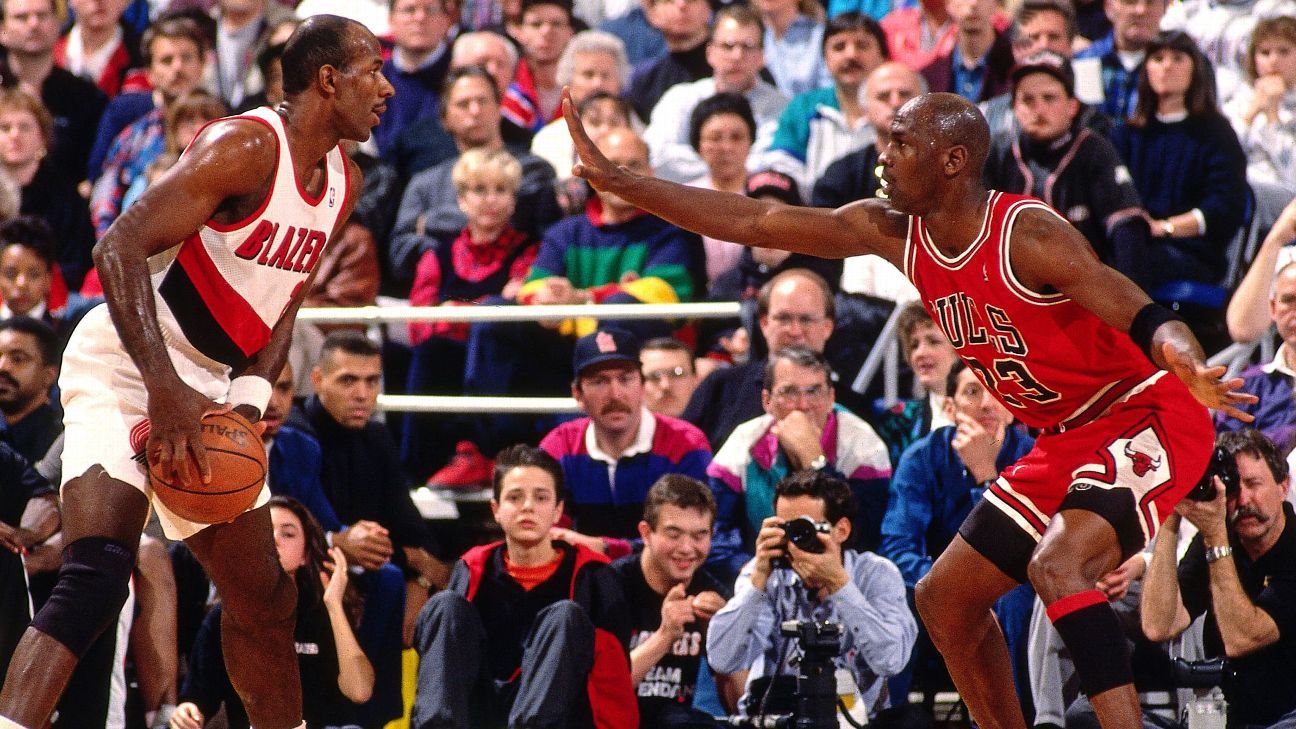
left=903, top=191, right=1159, bottom=431
left=149, top=106, right=351, bottom=370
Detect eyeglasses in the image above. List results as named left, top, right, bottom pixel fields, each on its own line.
left=770, top=383, right=830, bottom=403
left=643, top=365, right=691, bottom=383
left=393, top=1, right=445, bottom=17
left=768, top=313, right=826, bottom=327
left=709, top=40, right=761, bottom=55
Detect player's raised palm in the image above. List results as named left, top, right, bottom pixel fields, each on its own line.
left=562, top=88, right=625, bottom=194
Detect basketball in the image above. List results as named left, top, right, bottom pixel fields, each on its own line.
left=148, top=410, right=267, bottom=524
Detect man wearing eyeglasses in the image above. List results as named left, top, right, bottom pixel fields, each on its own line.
left=641, top=337, right=700, bottom=418
left=642, top=4, right=789, bottom=183
left=705, top=346, right=891, bottom=581
left=541, top=327, right=712, bottom=561
left=372, top=0, right=459, bottom=158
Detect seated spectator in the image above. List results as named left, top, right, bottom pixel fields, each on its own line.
left=454, top=30, right=538, bottom=150
left=388, top=65, right=560, bottom=295
left=541, top=328, right=712, bottom=557
left=979, top=0, right=1114, bottom=142
left=688, top=92, right=755, bottom=286
left=1160, top=0, right=1296, bottom=107
left=0, top=316, right=60, bottom=463
left=1223, top=16, right=1296, bottom=193
left=765, top=11, right=888, bottom=197
left=411, top=444, right=638, bottom=729
left=643, top=4, right=788, bottom=183
left=56, top=0, right=146, bottom=99
left=1226, top=194, right=1296, bottom=343
left=871, top=301, right=959, bottom=465
left=0, top=89, right=95, bottom=292
left=287, top=330, right=451, bottom=727
left=508, top=0, right=581, bottom=134
left=171, top=496, right=374, bottom=729
left=0, top=0, right=107, bottom=185
left=625, top=0, right=712, bottom=121
left=919, top=0, right=1013, bottom=103
left=1070, top=0, right=1166, bottom=129
left=0, top=437, right=57, bottom=686
left=598, top=0, right=666, bottom=68
left=371, top=0, right=458, bottom=159
left=611, top=474, right=735, bottom=725
left=640, top=336, right=699, bottom=419
left=462, top=127, right=701, bottom=439
left=707, top=346, right=892, bottom=579
left=812, top=59, right=923, bottom=207
left=86, top=15, right=209, bottom=187
left=0, top=220, right=65, bottom=334
left=402, top=147, right=540, bottom=482
left=879, top=361, right=1036, bottom=708
left=880, top=0, right=955, bottom=72
left=706, top=470, right=917, bottom=726
left=1215, top=262, right=1296, bottom=446
left=529, top=30, right=636, bottom=213
left=708, top=170, right=845, bottom=308
left=1142, top=429, right=1296, bottom=729
left=983, top=51, right=1148, bottom=280
left=684, top=268, right=835, bottom=449
left=207, top=0, right=299, bottom=111
left=755, top=0, right=830, bottom=99
left=121, top=91, right=230, bottom=210
left=1109, top=31, right=1249, bottom=354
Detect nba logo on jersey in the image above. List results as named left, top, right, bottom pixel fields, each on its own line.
left=328, top=187, right=336, bottom=207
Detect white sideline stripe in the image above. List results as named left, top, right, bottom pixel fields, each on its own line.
left=298, top=302, right=743, bottom=324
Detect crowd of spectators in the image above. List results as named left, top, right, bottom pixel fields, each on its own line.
left=1, top=0, right=1296, bottom=727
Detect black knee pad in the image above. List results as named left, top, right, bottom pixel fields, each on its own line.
left=31, top=536, right=134, bottom=658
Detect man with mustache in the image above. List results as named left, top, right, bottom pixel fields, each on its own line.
left=1142, top=429, right=1296, bottom=729
left=541, top=327, right=712, bottom=560
left=0, top=316, right=59, bottom=465
left=765, top=12, right=889, bottom=197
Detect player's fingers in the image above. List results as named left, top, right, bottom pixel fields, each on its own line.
left=1217, top=405, right=1256, bottom=423
left=188, top=437, right=212, bottom=485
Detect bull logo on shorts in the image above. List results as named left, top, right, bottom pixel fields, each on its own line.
left=1123, top=443, right=1161, bottom=478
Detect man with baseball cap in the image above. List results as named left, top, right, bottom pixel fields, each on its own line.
left=540, top=328, right=712, bottom=561
left=984, top=49, right=1151, bottom=285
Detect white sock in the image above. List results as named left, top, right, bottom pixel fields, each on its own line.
left=0, top=716, right=29, bottom=729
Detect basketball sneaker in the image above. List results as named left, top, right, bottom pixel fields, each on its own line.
left=427, top=441, right=494, bottom=489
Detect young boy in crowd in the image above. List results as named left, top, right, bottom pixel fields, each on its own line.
left=411, top=445, right=638, bottom=729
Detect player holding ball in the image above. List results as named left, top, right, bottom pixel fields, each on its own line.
left=0, top=15, right=392, bottom=729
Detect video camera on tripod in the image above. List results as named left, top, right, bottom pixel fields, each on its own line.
left=723, top=620, right=854, bottom=729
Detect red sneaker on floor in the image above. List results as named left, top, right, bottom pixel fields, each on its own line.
left=428, top=441, right=494, bottom=489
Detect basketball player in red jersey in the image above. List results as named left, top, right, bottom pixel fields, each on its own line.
left=0, top=16, right=392, bottom=729
left=565, top=91, right=1256, bottom=729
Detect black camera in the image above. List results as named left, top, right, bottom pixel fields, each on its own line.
left=1187, top=446, right=1240, bottom=501
left=771, top=517, right=830, bottom=569
left=724, top=621, right=845, bottom=729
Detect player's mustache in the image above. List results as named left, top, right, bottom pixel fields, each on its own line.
left=601, top=402, right=633, bottom=415
left=0, top=372, right=17, bottom=389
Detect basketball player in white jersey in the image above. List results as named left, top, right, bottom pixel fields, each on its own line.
left=0, top=15, right=392, bottom=729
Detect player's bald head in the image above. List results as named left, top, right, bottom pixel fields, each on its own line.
left=897, top=92, right=990, bottom=176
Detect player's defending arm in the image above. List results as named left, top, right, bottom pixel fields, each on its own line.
left=563, top=89, right=909, bottom=263
left=94, top=119, right=279, bottom=486
left=227, top=154, right=364, bottom=425
left=1009, top=208, right=1256, bottom=421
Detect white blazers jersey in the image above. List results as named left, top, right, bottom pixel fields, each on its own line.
left=149, top=106, right=351, bottom=370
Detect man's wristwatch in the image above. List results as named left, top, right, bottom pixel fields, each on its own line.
left=1205, top=545, right=1233, bottom=563
left=807, top=454, right=829, bottom=471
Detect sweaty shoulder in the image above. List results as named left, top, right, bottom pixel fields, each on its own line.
left=181, top=116, right=278, bottom=196
left=833, top=197, right=910, bottom=263
left=1008, top=204, right=1101, bottom=292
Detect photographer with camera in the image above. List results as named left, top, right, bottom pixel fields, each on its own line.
left=1142, top=429, right=1296, bottom=729
left=707, top=470, right=919, bottom=727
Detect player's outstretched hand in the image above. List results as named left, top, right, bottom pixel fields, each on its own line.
left=563, top=87, right=628, bottom=193
left=148, top=380, right=230, bottom=486
left=1161, top=343, right=1257, bottom=422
